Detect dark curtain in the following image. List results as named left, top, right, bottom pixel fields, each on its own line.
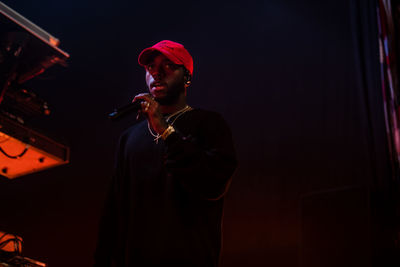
left=350, top=0, right=399, bottom=265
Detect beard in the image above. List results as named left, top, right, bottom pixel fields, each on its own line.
left=153, top=83, right=185, bottom=106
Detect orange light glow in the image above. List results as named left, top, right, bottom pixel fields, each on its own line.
left=0, top=132, right=67, bottom=179
left=0, top=231, right=22, bottom=253
left=49, top=37, right=60, bottom=47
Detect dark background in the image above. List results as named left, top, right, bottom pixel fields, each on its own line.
left=0, top=0, right=396, bottom=266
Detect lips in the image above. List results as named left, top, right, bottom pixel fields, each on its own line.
left=151, top=82, right=167, bottom=91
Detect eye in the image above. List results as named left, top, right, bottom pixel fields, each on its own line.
left=165, top=63, right=177, bottom=70
left=146, top=64, right=154, bottom=71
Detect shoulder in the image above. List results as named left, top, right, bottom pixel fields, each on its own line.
left=173, top=108, right=230, bottom=132
left=183, top=108, right=228, bottom=126
left=174, top=108, right=233, bottom=145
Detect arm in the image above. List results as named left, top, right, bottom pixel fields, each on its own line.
left=132, top=93, right=237, bottom=200
left=164, top=111, right=237, bottom=200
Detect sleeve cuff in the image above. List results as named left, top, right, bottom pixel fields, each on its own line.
left=163, top=131, right=180, bottom=145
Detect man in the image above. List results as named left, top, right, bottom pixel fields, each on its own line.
left=95, top=40, right=237, bottom=267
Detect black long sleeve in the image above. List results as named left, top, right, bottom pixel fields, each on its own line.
left=164, top=110, right=237, bottom=200
left=94, top=108, right=237, bottom=267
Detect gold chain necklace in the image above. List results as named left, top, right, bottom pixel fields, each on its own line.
left=147, top=105, right=192, bottom=143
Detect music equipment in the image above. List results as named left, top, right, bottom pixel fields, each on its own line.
left=0, top=1, right=70, bottom=178
left=0, top=113, right=69, bottom=178
left=0, top=231, right=46, bottom=266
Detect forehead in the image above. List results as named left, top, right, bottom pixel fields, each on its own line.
left=145, top=51, right=172, bottom=65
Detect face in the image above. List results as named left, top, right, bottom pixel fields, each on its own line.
left=145, top=52, right=186, bottom=105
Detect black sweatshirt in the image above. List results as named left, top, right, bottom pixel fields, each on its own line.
left=94, top=109, right=237, bottom=267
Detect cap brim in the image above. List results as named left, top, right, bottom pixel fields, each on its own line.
left=138, top=47, right=184, bottom=67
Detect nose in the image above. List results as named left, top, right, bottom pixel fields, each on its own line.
left=150, top=65, right=164, bottom=80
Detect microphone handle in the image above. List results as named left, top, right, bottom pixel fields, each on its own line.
left=108, top=100, right=143, bottom=121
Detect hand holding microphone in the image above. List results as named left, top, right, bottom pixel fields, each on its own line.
left=133, top=93, right=168, bottom=135
left=108, top=94, right=168, bottom=135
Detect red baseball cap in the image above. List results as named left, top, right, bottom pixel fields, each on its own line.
left=138, top=40, right=194, bottom=75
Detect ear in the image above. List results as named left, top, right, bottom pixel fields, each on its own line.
left=184, top=70, right=192, bottom=86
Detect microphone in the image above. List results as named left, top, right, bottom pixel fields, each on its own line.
left=108, top=100, right=143, bottom=121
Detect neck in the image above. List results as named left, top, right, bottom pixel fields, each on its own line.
left=159, top=93, right=187, bottom=115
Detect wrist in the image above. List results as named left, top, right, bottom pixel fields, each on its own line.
left=155, top=119, right=169, bottom=135
left=161, top=125, right=175, bottom=140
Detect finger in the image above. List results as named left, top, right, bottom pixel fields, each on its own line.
left=133, top=93, right=152, bottom=103
left=142, top=101, right=150, bottom=112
